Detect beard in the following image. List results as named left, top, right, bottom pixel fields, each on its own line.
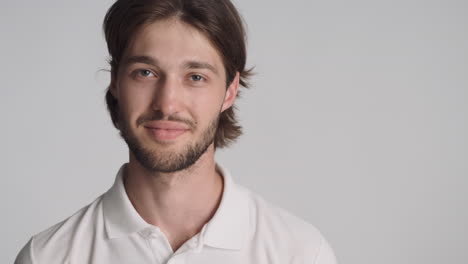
left=118, top=110, right=219, bottom=173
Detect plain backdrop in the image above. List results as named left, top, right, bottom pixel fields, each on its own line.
left=2, top=0, right=467, bottom=263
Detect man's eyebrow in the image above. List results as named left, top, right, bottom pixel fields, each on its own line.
left=185, top=60, right=219, bottom=75
left=122, top=55, right=159, bottom=67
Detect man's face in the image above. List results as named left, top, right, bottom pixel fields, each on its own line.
left=110, top=19, right=238, bottom=173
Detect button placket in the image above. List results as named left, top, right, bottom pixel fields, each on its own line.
left=166, top=234, right=203, bottom=264
left=141, top=227, right=174, bottom=263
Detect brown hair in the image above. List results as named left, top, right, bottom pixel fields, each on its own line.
left=103, top=0, right=253, bottom=148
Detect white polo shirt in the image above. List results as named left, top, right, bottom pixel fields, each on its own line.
left=15, top=163, right=337, bottom=264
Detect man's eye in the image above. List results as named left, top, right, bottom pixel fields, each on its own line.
left=136, top=69, right=154, bottom=78
left=190, top=74, right=205, bottom=82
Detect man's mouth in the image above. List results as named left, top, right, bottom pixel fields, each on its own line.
left=143, top=121, right=190, bottom=141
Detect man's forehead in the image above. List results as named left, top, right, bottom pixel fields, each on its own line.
left=122, top=19, right=224, bottom=71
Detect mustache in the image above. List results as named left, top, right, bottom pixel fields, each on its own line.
left=136, top=111, right=196, bottom=130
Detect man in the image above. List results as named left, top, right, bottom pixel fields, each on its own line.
left=15, top=0, right=337, bottom=263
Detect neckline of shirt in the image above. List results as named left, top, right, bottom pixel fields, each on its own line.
left=101, top=162, right=249, bottom=251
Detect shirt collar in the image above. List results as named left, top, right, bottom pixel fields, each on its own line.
left=202, top=163, right=249, bottom=250
left=102, top=164, right=150, bottom=239
left=102, top=163, right=249, bottom=250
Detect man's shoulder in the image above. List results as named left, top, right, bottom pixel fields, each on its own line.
left=239, top=184, right=336, bottom=263
left=35, top=194, right=104, bottom=244
left=15, top=195, right=105, bottom=264
left=241, top=185, right=322, bottom=240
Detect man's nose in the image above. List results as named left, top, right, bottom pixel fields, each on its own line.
left=151, top=76, right=182, bottom=116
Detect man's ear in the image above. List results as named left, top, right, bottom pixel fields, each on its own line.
left=221, top=72, right=240, bottom=112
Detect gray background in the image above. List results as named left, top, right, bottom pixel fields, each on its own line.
left=2, top=0, right=467, bottom=263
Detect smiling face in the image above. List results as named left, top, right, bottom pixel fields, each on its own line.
left=110, top=18, right=239, bottom=173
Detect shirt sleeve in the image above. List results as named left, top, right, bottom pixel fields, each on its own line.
left=314, top=236, right=337, bottom=264
left=14, top=237, right=36, bottom=264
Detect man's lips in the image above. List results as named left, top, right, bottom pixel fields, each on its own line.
left=143, top=120, right=191, bottom=130
left=143, top=121, right=191, bottom=141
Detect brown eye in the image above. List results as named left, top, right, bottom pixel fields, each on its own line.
left=190, top=74, right=205, bottom=81
left=138, top=69, right=154, bottom=77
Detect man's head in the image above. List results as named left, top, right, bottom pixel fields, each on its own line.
left=103, top=0, right=251, bottom=173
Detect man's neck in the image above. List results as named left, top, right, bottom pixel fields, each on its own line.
left=123, top=145, right=223, bottom=252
